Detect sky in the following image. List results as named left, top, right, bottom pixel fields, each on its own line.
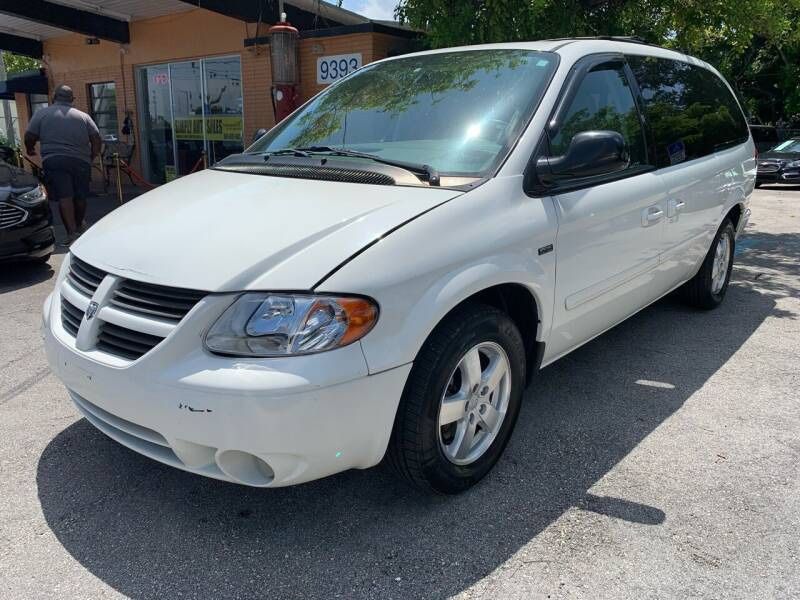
left=342, top=0, right=398, bottom=21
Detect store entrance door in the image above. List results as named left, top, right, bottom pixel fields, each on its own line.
left=138, top=55, right=244, bottom=184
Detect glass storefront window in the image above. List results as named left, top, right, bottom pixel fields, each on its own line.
left=203, top=56, right=243, bottom=165
left=29, top=94, right=49, bottom=115
left=89, top=82, right=119, bottom=139
left=138, top=64, right=176, bottom=184
left=137, top=55, right=243, bottom=184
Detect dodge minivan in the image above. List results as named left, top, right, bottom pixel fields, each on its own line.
left=43, top=38, right=755, bottom=494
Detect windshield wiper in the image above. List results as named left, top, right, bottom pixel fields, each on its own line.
left=263, top=148, right=312, bottom=157
left=270, top=146, right=441, bottom=186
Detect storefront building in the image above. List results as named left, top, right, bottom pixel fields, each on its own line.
left=0, top=0, right=417, bottom=184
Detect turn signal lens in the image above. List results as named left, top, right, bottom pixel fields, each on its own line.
left=205, top=293, right=378, bottom=357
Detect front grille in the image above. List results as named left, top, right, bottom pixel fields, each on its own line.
left=61, top=254, right=206, bottom=361
left=96, top=322, right=164, bottom=360
left=61, top=296, right=84, bottom=337
left=68, top=255, right=107, bottom=297
left=110, top=279, right=205, bottom=322
left=0, top=202, right=27, bottom=229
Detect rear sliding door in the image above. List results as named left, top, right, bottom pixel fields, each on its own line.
left=627, top=56, right=750, bottom=281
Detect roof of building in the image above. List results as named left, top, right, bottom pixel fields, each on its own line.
left=0, top=0, right=414, bottom=58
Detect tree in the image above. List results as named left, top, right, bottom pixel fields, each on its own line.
left=396, top=0, right=800, bottom=123
left=2, top=53, right=40, bottom=75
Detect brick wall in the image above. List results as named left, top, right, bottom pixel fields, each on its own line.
left=298, top=32, right=414, bottom=101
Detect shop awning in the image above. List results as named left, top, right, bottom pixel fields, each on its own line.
left=0, top=70, right=48, bottom=100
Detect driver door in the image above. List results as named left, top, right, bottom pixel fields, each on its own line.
left=540, top=56, right=671, bottom=363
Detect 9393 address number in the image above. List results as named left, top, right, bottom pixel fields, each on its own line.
left=317, top=53, right=362, bottom=84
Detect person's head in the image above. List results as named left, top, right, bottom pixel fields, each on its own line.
left=53, top=84, right=74, bottom=104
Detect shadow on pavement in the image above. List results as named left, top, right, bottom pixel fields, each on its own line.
left=0, top=260, right=54, bottom=294
left=36, top=229, right=795, bottom=599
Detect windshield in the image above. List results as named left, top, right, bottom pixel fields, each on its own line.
left=248, top=50, right=557, bottom=179
left=770, top=139, right=800, bottom=153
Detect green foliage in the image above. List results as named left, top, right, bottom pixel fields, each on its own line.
left=2, top=53, right=40, bottom=75
left=396, top=0, right=800, bottom=123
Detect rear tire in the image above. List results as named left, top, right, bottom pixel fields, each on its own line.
left=680, top=219, right=736, bottom=310
left=386, top=303, right=526, bottom=494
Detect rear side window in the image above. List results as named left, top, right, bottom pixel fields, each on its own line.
left=627, top=56, right=749, bottom=167
left=549, top=61, right=646, bottom=166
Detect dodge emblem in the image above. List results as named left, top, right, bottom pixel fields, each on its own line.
left=85, top=301, right=99, bottom=321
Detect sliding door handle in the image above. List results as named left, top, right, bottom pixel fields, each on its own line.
left=641, top=206, right=664, bottom=227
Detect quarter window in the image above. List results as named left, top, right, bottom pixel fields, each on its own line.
left=548, top=61, right=646, bottom=168
left=627, top=56, right=749, bottom=167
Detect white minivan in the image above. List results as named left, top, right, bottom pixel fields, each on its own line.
left=43, top=38, right=754, bottom=494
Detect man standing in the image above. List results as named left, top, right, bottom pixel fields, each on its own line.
left=25, top=85, right=102, bottom=246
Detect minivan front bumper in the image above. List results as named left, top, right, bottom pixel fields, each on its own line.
left=43, top=290, right=411, bottom=487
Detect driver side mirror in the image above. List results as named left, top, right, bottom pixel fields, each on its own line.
left=537, top=130, right=630, bottom=185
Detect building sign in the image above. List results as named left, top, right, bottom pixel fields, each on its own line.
left=317, top=53, right=362, bottom=84
left=174, top=115, right=243, bottom=141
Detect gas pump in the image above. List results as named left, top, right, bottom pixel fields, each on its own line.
left=269, top=12, right=299, bottom=122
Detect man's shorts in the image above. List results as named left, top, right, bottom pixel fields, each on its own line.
left=43, top=155, right=91, bottom=202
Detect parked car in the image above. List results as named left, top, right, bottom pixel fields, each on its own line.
left=0, top=159, right=54, bottom=264
left=756, top=138, right=800, bottom=187
left=750, top=124, right=780, bottom=154
left=43, top=38, right=754, bottom=494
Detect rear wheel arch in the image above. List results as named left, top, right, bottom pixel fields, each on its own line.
left=726, top=203, right=744, bottom=231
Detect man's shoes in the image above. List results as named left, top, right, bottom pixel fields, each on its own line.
left=59, top=233, right=79, bottom=248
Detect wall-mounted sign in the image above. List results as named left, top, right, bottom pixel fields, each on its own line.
left=317, top=53, right=362, bottom=85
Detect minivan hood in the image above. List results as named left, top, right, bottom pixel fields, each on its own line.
left=72, top=170, right=461, bottom=291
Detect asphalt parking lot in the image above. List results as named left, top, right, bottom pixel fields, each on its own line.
left=1, top=187, right=798, bottom=599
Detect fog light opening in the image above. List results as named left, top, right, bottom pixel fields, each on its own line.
left=216, top=450, right=275, bottom=486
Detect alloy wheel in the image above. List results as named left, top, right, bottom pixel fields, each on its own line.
left=437, top=342, right=512, bottom=466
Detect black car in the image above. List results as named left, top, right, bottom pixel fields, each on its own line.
left=0, top=159, right=55, bottom=264
left=756, top=138, right=800, bottom=187
left=750, top=124, right=780, bottom=154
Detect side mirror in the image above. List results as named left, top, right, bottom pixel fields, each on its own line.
left=537, top=130, right=630, bottom=184
left=252, top=128, right=268, bottom=143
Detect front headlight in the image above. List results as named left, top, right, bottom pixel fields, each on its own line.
left=205, top=293, right=379, bottom=357
left=786, top=159, right=800, bottom=168
left=13, top=185, right=47, bottom=207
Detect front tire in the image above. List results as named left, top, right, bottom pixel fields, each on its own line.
left=680, top=219, right=736, bottom=309
left=386, top=303, right=526, bottom=494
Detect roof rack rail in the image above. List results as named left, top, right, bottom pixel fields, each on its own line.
left=545, top=35, right=666, bottom=49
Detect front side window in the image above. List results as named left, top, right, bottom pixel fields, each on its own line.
left=627, top=56, right=749, bottom=167
left=548, top=61, right=646, bottom=166
left=88, top=82, right=119, bottom=139
left=249, top=50, right=558, bottom=179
